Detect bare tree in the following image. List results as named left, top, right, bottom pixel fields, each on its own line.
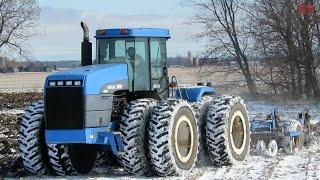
left=0, top=0, right=40, bottom=58
left=250, top=0, right=303, bottom=99
left=185, top=0, right=257, bottom=97
left=250, top=0, right=320, bottom=100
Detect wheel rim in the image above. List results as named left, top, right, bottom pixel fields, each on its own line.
left=174, top=115, right=194, bottom=163
left=268, top=140, right=278, bottom=156
left=256, top=140, right=266, bottom=154
left=230, top=111, right=247, bottom=155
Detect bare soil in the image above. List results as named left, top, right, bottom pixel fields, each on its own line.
left=0, top=92, right=41, bottom=177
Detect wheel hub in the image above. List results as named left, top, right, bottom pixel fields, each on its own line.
left=174, top=115, right=194, bottom=163
left=230, top=111, right=247, bottom=155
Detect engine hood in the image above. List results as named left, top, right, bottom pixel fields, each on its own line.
left=45, top=63, right=129, bottom=95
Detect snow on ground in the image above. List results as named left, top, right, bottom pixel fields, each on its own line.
left=0, top=109, right=25, bottom=115
left=0, top=88, right=43, bottom=93
left=28, top=143, right=319, bottom=180
left=198, top=143, right=320, bottom=180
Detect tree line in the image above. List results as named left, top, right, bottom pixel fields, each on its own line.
left=187, top=0, right=320, bottom=101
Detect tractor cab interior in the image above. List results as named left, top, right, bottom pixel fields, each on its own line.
left=97, top=37, right=168, bottom=97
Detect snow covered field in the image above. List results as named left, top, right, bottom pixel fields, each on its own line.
left=1, top=98, right=319, bottom=179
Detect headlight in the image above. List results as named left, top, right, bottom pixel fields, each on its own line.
left=74, top=81, right=82, bottom=86
left=48, top=80, right=82, bottom=87
left=66, top=81, right=73, bottom=86
left=57, top=81, right=64, bottom=86
left=49, top=81, right=56, bottom=87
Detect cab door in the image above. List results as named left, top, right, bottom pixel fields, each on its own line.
left=150, top=38, right=169, bottom=99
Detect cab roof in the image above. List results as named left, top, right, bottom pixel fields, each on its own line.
left=95, top=28, right=171, bottom=39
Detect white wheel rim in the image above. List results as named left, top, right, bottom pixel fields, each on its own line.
left=268, top=140, right=278, bottom=156
left=174, top=115, right=194, bottom=163
left=230, top=111, right=247, bottom=155
left=256, top=140, right=266, bottom=154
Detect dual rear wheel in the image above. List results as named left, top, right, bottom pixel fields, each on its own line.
left=120, top=96, right=250, bottom=176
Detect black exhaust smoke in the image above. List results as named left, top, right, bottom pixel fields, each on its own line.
left=81, top=22, right=92, bottom=66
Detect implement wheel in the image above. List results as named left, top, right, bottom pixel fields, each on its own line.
left=267, top=140, right=278, bottom=157
left=255, top=140, right=266, bottom=155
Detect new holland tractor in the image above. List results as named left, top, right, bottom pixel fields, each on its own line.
left=18, top=22, right=250, bottom=176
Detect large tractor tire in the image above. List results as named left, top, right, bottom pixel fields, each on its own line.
left=120, top=99, right=156, bottom=175
left=48, top=143, right=97, bottom=175
left=19, top=100, right=50, bottom=175
left=47, top=144, right=76, bottom=176
left=205, top=96, right=250, bottom=166
left=149, top=100, right=199, bottom=176
left=192, top=96, right=213, bottom=166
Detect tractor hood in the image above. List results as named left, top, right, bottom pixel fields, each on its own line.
left=45, top=63, right=129, bottom=95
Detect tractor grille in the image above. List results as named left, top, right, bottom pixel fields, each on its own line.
left=45, top=87, right=84, bottom=129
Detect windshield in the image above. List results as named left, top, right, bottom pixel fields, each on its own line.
left=97, top=38, right=150, bottom=91
left=97, top=38, right=134, bottom=64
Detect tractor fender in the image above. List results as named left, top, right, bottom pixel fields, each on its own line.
left=175, top=86, right=215, bottom=102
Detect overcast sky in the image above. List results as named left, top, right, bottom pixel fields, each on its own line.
left=29, top=0, right=205, bottom=61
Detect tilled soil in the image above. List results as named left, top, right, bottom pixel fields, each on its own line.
left=0, top=93, right=41, bottom=177
left=0, top=92, right=42, bottom=109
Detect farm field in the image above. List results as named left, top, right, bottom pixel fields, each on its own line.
left=0, top=72, right=51, bottom=92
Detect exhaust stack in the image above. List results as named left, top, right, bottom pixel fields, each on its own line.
left=81, top=22, right=92, bottom=66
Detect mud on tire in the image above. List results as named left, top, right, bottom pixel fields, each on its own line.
left=19, top=100, right=50, bottom=175
left=205, top=96, right=250, bottom=166
left=120, top=98, right=156, bottom=175
left=149, top=100, right=199, bottom=176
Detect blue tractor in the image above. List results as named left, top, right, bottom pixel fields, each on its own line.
left=19, top=22, right=250, bottom=176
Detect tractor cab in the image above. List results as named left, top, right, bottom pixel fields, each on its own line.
left=95, top=28, right=171, bottom=99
